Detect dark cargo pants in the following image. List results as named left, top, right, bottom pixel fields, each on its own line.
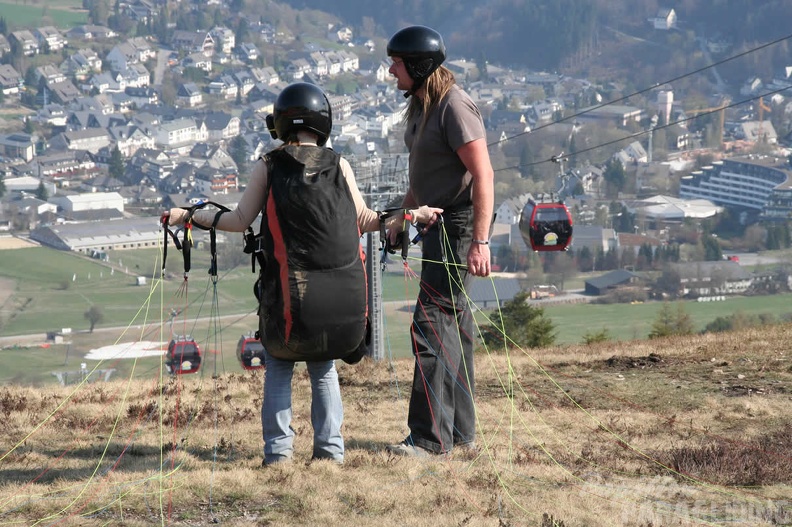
left=406, top=206, right=476, bottom=454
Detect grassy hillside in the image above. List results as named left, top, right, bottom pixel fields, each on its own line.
left=541, top=294, right=792, bottom=343
left=0, top=246, right=419, bottom=336
left=0, top=326, right=790, bottom=526
left=4, top=245, right=792, bottom=387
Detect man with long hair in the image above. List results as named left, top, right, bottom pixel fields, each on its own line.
left=385, top=25, right=495, bottom=457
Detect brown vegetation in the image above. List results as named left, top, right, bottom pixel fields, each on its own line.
left=0, top=326, right=791, bottom=526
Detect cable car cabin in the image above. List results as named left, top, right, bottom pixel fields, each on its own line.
left=236, top=334, right=266, bottom=371
left=165, top=336, right=202, bottom=375
left=519, top=197, right=573, bottom=252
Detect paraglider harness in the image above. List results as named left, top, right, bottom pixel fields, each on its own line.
left=161, top=200, right=251, bottom=281
left=375, top=207, right=441, bottom=269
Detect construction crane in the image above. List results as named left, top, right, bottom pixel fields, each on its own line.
left=686, top=97, right=729, bottom=149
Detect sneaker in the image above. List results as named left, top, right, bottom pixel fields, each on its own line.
left=386, top=441, right=435, bottom=458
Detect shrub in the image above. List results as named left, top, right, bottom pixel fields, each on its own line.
left=582, top=329, right=611, bottom=344
left=648, top=302, right=693, bottom=339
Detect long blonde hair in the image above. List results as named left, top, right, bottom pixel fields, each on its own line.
left=404, top=65, right=456, bottom=132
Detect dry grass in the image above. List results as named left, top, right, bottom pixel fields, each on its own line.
left=0, top=237, right=38, bottom=249
left=1, top=326, right=791, bottom=526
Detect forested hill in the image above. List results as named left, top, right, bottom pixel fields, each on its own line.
left=283, top=0, right=792, bottom=72
left=287, top=0, right=598, bottom=71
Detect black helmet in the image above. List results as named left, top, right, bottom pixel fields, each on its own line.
left=387, top=25, right=446, bottom=88
left=266, top=82, right=332, bottom=146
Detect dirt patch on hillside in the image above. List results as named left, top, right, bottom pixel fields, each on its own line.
left=598, top=350, right=789, bottom=398
left=603, top=353, right=666, bottom=369
left=722, top=382, right=788, bottom=397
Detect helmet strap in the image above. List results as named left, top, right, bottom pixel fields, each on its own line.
left=404, top=58, right=434, bottom=97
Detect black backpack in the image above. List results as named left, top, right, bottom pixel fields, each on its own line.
left=246, top=145, right=369, bottom=364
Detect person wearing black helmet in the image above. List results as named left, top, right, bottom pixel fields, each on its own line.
left=385, top=26, right=495, bottom=458
left=265, top=82, right=333, bottom=146
left=167, top=82, right=441, bottom=466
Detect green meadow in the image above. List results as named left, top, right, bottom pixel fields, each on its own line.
left=0, top=0, right=87, bottom=28
left=541, top=295, right=792, bottom=343
left=0, top=246, right=421, bottom=385
left=2, top=245, right=792, bottom=341
left=3, top=245, right=792, bottom=385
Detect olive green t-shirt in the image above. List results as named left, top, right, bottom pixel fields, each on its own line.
left=405, top=84, right=486, bottom=209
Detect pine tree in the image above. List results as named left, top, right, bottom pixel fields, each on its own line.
left=649, top=302, right=693, bottom=339
left=35, top=181, right=48, bottom=200
left=109, top=145, right=125, bottom=181
left=481, top=291, right=556, bottom=349
left=701, top=234, right=722, bottom=261
left=235, top=17, right=249, bottom=45
left=603, top=158, right=626, bottom=197
left=648, top=303, right=675, bottom=339
left=229, top=135, right=248, bottom=174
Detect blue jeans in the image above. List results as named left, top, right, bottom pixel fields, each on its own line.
left=261, top=351, right=344, bottom=464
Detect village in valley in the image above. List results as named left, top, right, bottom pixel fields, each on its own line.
left=2, top=4, right=792, bottom=307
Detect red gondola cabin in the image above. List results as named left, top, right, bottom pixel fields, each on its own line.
left=236, top=333, right=266, bottom=370
left=165, top=335, right=202, bottom=375
left=519, top=195, right=573, bottom=252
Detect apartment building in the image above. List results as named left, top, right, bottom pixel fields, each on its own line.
left=679, top=155, right=792, bottom=219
